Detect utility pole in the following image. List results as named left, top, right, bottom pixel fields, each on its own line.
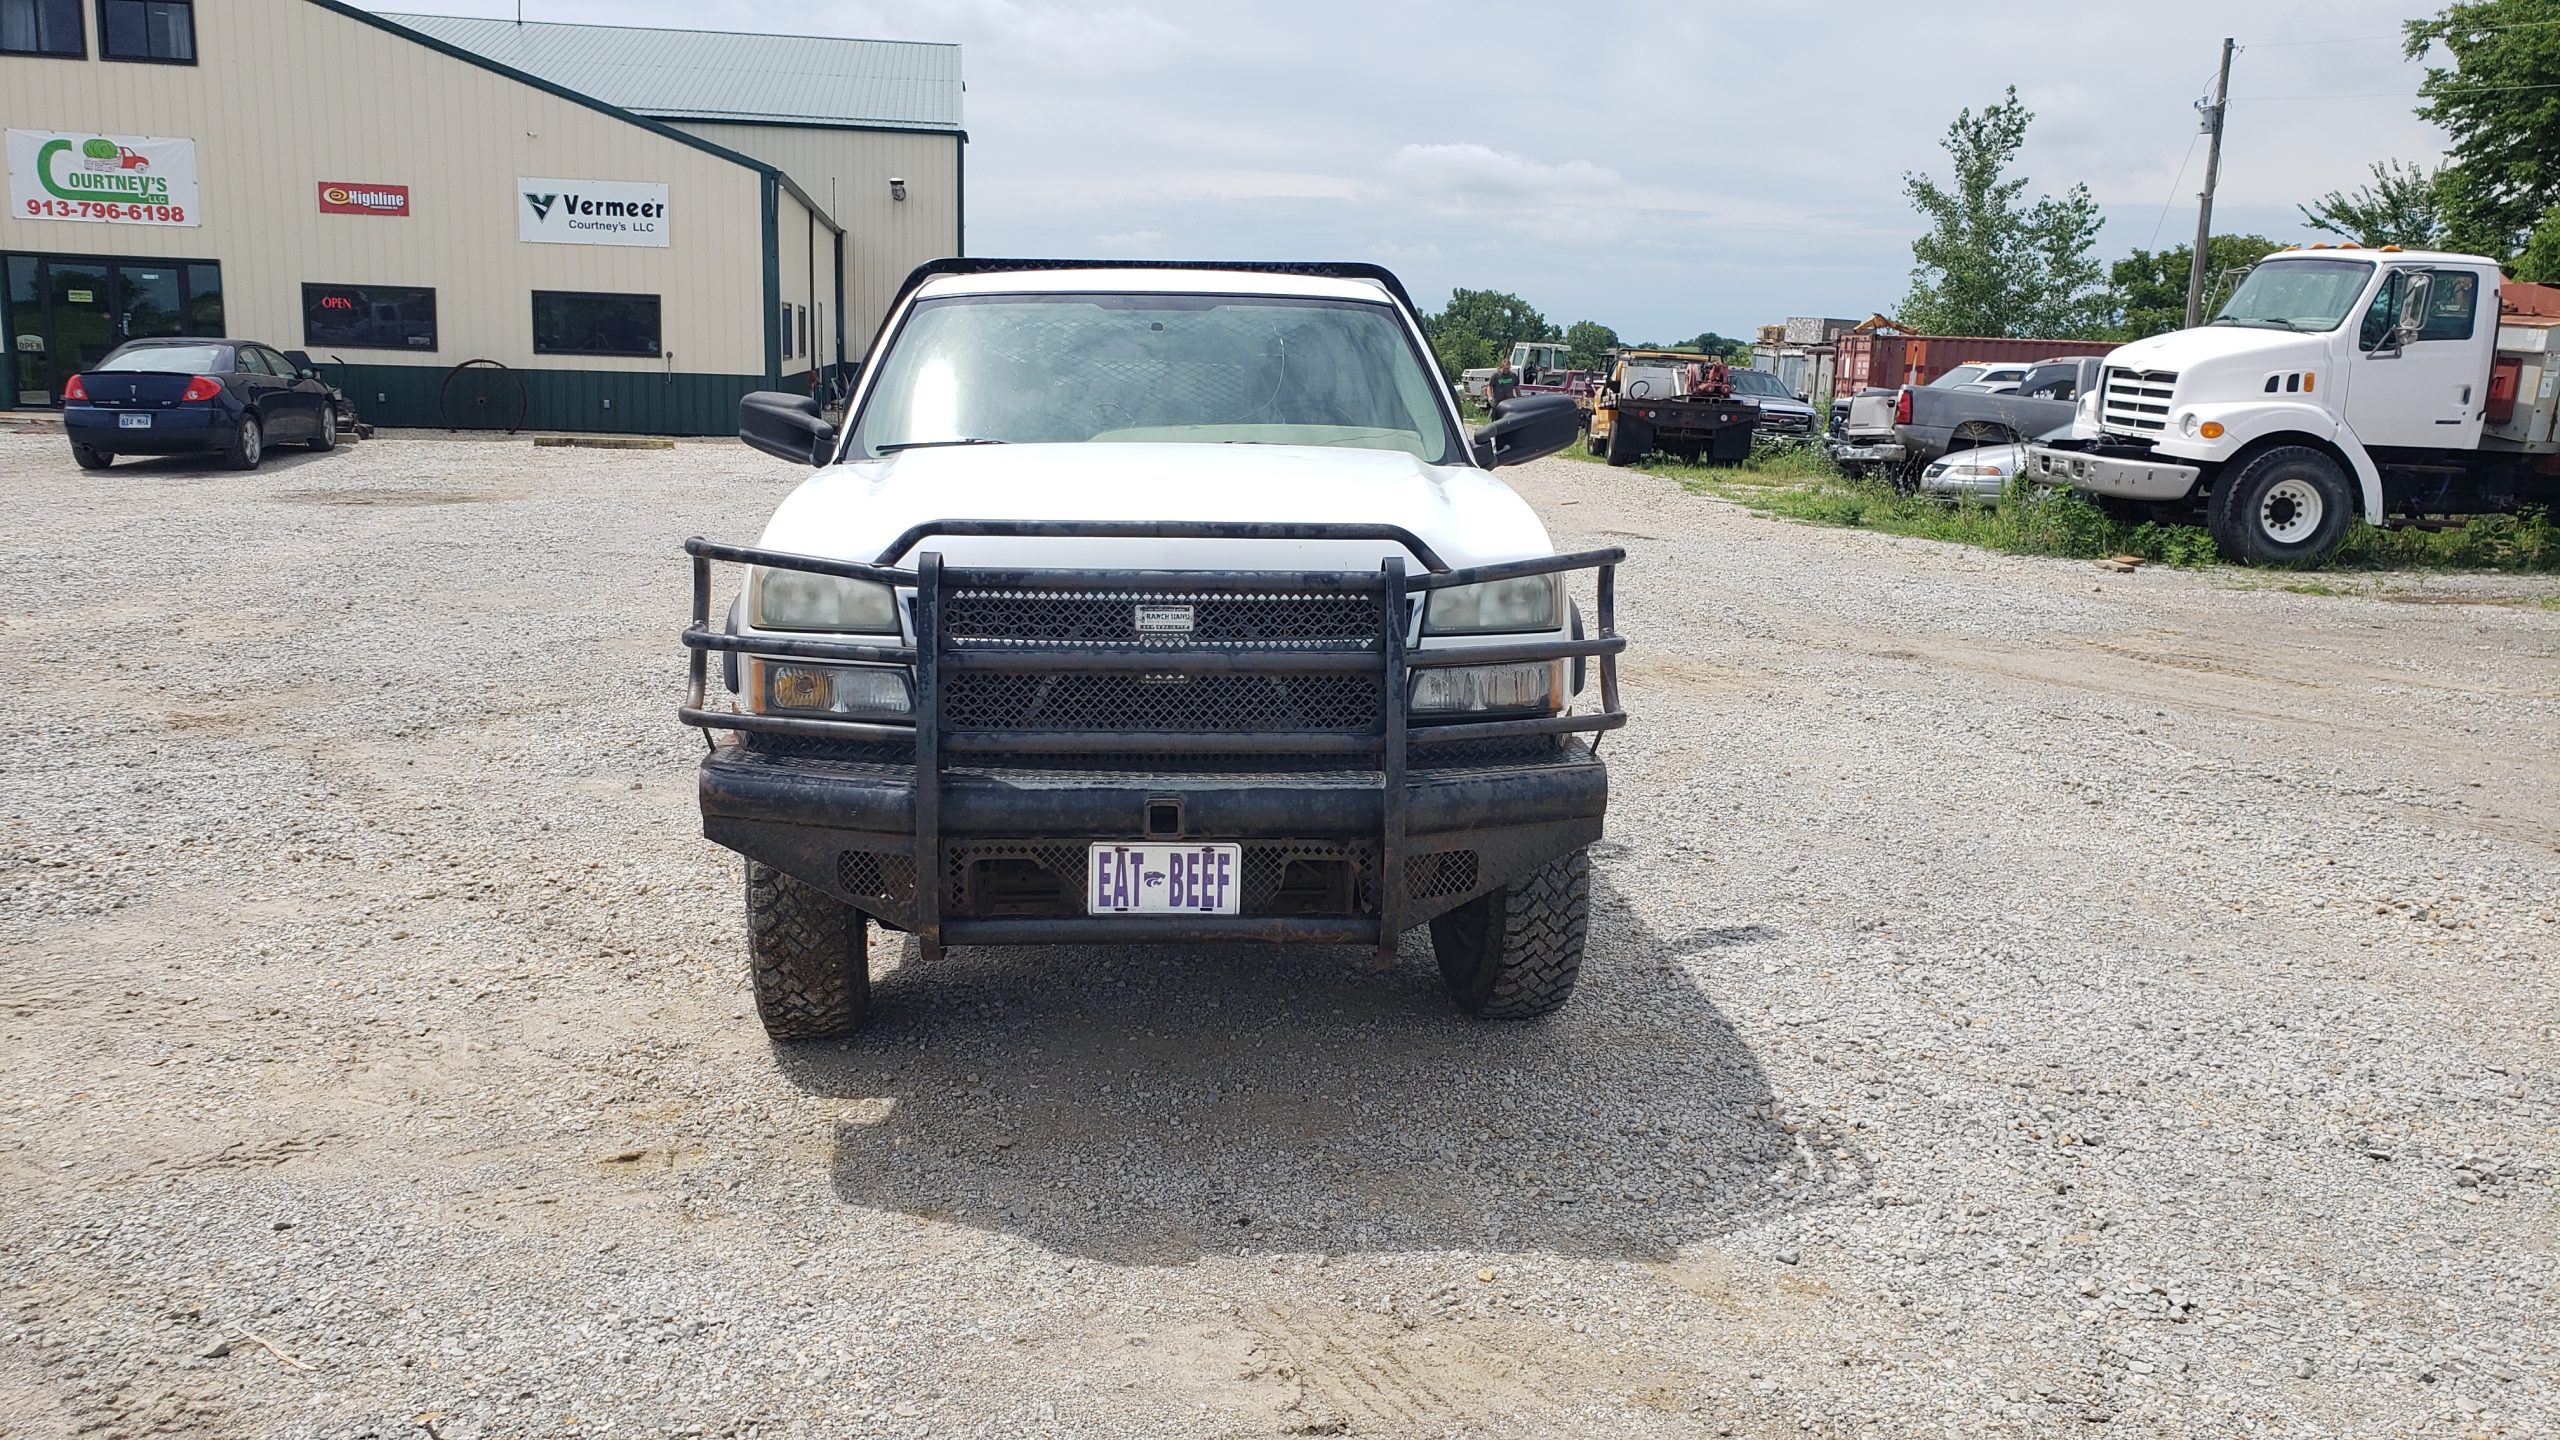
left=2185, top=37, right=2237, bottom=329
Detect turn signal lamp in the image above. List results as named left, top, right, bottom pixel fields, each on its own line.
left=180, top=376, right=223, bottom=402
left=2199, top=421, right=2226, bottom=440
left=62, top=375, right=87, bottom=401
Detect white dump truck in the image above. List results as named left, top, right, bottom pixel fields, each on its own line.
left=2029, top=247, right=2560, bottom=564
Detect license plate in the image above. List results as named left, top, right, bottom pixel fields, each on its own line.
left=119, top=413, right=151, bottom=429
left=1087, top=842, right=1240, bottom=915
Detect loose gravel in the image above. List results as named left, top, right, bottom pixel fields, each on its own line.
left=0, top=427, right=2553, bottom=1439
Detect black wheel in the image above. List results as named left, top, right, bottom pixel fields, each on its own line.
left=439, top=359, right=528, bottom=433
left=71, top=445, right=112, bottom=471
left=225, top=414, right=263, bottom=471
left=308, top=404, right=338, bottom=452
left=1429, top=849, right=1589, bottom=1019
left=745, top=861, right=872, bottom=1040
left=1603, top=417, right=1648, bottom=467
left=1584, top=426, right=1604, bottom=457
left=2208, top=446, right=2354, bottom=565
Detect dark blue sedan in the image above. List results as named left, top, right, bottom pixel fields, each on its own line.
left=63, top=338, right=337, bottom=471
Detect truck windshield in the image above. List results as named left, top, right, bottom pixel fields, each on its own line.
left=2212, top=259, right=2375, bottom=333
left=847, top=292, right=1459, bottom=462
left=1728, top=369, right=1792, bottom=397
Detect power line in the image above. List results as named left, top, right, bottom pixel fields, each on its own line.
left=2146, top=130, right=2203, bottom=251
left=2236, top=80, right=2560, bottom=100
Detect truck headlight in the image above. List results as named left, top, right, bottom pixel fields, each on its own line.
left=751, top=660, right=912, bottom=717
left=2180, top=412, right=2200, bottom=437
left=1423, top=575, right=1560, bottom=634
left=1410, top=662, right=1561, bottom=714
left=751, top=567, right=899, bottom=633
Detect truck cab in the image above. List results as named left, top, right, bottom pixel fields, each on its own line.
left=2031, top=247, right=2557, bottom=563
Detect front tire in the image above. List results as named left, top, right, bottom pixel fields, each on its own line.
left=226, top=414, right=263, bottom=471
left=309, top=405, right=338, bottom=452
left=745, top=861, right=872, bottom=1040
left=71, top=445, right=113, bottom=471
left=2208, top=445, right=2353, bottom=565
left=1429, top=849, right=1589, bottom=1019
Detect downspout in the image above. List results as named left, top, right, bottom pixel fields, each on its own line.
left=760, top=172, right=781, bottom=390
left=954, top=135, right=966, bottom=257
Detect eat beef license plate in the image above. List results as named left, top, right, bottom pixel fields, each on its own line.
left=1088, top=843, right=1241, bottom=915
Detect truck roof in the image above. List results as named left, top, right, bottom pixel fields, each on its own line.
left=2260, top=246, right=2498, bottom=269
left=899, top=258, right=1415, bottom=313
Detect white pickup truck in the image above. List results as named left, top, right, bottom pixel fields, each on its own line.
left=681, top=261, right=1626, bottom=1040
left=2030, top=246, right=2560, bottom=564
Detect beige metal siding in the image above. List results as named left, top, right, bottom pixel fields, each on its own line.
left=670, top=122, right=960, bottom=355
left=1, top=0, right=772, bottom=376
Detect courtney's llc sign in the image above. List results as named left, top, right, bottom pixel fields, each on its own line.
left=517, top=177, right=668, bottom=247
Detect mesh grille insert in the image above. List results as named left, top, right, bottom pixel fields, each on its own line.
left=942, top=672, right=1380, bottom=733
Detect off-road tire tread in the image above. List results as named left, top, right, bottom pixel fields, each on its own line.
left=1430, top=848, right=1589, bottom=1019
left=744, top=861, right=870, bottom=1040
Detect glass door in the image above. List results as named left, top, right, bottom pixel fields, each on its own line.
left=4, top=256, right=42, bottom=407
left=114, top=263, right=186, bottom=344
left=42, top=260, right=115, bottom=405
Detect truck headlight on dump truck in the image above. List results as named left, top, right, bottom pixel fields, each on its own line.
left=1423, top=574, right=1560, bottom=634
left=1410, top=662, right=1562, bottom=714
left=751, top=567, right=900, bottom=633
left=751, top=660, right=913, bottom=717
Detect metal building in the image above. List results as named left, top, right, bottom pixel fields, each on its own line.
left=1, top=0, right=963, bottom=434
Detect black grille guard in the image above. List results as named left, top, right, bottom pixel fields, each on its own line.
left=679, top=521, right=1626, bottom=951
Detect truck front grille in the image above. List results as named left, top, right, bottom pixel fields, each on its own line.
left=942, top=671, right=1380, bottom=733
left=2101, top=367, right=2178, bottom=433
left=940, top=586, right=1388, bottom=735
left=945, top=588, right=1381, bottom=650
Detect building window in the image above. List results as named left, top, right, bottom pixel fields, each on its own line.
left=2, top=0, right=84, bottom=56
left=533, top=291, right=660, bottom=357
left=304, top=283, right=437, bottom=352
left=98, top=0, right=191, bottom=62
left=796, top=305, right=808, bottom=363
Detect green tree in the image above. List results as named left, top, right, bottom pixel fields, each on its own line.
left=1898, top=87, right=2108, bottom=336
left=2300, top=160, right=2447, bottom=247
left=2513, top=206, right=2560, bottom=281
left=1562, top=319, right=1621, bottom=371
left=1684, top=331, right=1752, bottom=358
left=1419, top=288, right=1556, bottom=379
left=2108, top=233, right=2282, bottom=337
left=2406, top=0, right=2560, bottom=256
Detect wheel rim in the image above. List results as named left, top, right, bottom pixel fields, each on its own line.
left=241, top=420, right=260, bottom=463
left=322, top=409, right=336, bottom=443
left=2259, top=477, right=2322, bottom=542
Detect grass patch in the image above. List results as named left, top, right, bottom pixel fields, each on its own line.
left=1575, top=438, right=2560, bottom=574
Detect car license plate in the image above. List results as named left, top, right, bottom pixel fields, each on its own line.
left=119, top=413, right=151, bottom=429
left=1087, top=842, right=1240, bottom=915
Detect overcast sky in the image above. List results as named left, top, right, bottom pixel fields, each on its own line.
left=365, top=0, right=2451, bottom=340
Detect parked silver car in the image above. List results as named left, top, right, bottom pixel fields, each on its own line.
left=1917, top=441, right=2034, bottom=501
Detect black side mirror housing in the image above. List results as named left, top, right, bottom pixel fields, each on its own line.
left=741, top=390, right=837, bottom=466
left=1470, top=393, right=1582, bottom=468
left=284, top=349, right=318, bottom=379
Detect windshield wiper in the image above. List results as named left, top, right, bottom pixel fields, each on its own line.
left=876, top=437, right=1008, bottom=453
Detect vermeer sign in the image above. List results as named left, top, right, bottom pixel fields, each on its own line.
left=517, top=177, right=668, bottom=247
left=8, top=129, right=200, bottom=227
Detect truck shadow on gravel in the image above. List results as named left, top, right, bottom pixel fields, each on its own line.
left=780, top=882, right=1868, bottom=1265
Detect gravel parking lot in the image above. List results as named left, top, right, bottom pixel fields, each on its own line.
left=1, top=425, right=2554, bottom=1439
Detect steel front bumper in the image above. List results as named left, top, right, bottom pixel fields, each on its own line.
left=1825, top=436, right=1904, bottom=465
left=2028, top=445, right=2201, bottom=502
left=698, top=743, right=1608, bottom=945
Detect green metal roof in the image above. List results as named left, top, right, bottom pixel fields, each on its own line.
left=379, top=12, right=962, bottom=133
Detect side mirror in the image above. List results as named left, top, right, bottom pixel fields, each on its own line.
left=1470, top=393, right=1582, bottom=468
left=284, top=349, right=319, bottom=379
left=2395, top=272, right=2435, bottom=348
left=740, top=390, right=837, bottom=467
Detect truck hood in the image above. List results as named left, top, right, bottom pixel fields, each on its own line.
left=758, top=442, right=1557, bottom=574
left=2105, top=324, right=2334, bottom=378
